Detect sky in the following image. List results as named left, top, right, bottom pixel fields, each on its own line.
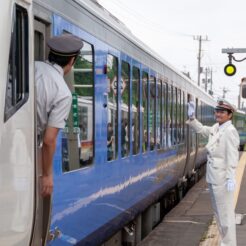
left=98, top=0, right=246, bottom=108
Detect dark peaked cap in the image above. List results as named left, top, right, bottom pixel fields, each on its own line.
left=47, top=34, right=84, bottom=56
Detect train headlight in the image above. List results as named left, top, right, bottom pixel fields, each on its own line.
left=224, top=64, right=236, bottom=76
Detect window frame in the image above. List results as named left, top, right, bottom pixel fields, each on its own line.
left=4, top=4, right=29, bottom=122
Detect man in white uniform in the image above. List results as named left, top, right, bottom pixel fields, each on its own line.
left=187, top=98, right=239, bottom=246
left=36, top=34, right=83, bottom=197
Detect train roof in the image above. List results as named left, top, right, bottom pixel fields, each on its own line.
left=74, top=0, right=216, bottom=104
left=34, top=0, right=216, bottom=107
left=75, top=0, right=186, bottom=73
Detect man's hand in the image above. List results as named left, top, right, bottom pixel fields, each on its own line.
left=41, top=174, right=53, bottom=197
left=41, top=127, right=59, bottom=197
left=226, top=178, right=236, bottom=192
left=188, top=101, right=196, bottom=119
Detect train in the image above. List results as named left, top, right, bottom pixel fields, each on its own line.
left=0, top=0, right=245, bottom=245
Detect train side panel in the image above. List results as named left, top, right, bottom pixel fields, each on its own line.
left=0, top=1, right=35, bottom=245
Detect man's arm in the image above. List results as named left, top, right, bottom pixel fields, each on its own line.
left=41, top=126, right=59, bottom=197
left=186, top=118, right=213, bottom=138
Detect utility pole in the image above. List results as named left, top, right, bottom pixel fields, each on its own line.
left=194, top=35, right=209, bottom=86
left=210, top=68, right=213, bottom=95
left=222, top=87, right=229, bottom=99
left=205, top=67, right=208, bottom=92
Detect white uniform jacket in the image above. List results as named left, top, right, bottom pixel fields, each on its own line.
left=186, top=119, right=239, bottom=185
left=35, top=61, right=72, bottom=135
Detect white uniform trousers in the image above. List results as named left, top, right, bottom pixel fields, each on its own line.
left=208, top=183, right=236, bottom=246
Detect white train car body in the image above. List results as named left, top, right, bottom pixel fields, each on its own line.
left=0, top=0, right=35, bottom=245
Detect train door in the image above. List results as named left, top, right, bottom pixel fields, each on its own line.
left=0, top=1, right=35, bottom=246
left=30, top=18, right=52, bottom=246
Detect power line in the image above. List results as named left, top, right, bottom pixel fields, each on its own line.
left=99, top=0, right=193, bottom=38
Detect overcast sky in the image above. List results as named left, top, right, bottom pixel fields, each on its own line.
left=98, top=0, right=246, bottom=107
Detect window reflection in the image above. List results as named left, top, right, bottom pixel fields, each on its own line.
left=74, top=41, right=94, bottom=166
left=62, top=40, right=94, bottom=172
left=172, top=87, right=177, bottom=145
left=150, top=76, right=156, bottom=150
left=142, top=72, right=148, bottom=153
left=132, top=67, right=140, bottom=155
left=107, top=55, right=118, bottom=161
left=157, top=80, right=161, bottom=149
left=162, top=82, right=167, bottom=148
left=121, top=61, right=130, bottom=158
left=167, top=85, right=172, bottom=147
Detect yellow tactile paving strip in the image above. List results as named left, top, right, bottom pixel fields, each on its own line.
left=199, top=152, right=246, bottom=246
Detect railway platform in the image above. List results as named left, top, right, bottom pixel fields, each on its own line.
left=139, top=152, right=246, bottom=246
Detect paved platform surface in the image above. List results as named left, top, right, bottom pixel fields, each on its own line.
left=139, top=152, right=246, bottom=246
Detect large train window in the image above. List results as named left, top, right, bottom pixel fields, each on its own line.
left=4, top=4, right=29, bottom=122
left=74, top=40, right=94, bottom=166
left=142, top=72, right=148, bottom=153
left=132, top=67, right=140, bottom=155
left=150, top=76, right=156, bottom=150
left=157, top=80, right=162, bottom=149
left=61, top=39, right=95, bottom=171
left=121, top=61, right=130, bottom=158
left=107, top=55, right=118, bottom=161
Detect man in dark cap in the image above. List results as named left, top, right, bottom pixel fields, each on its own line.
left=187, top=97, right=239, bottom=246
left=35, top=34, right=83, bottom=197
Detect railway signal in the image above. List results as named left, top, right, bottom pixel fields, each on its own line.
left=222, top=48, right=246, bottom=76
left=224, top=63, right=236, bottom=76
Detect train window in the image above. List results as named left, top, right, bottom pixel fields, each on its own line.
left=167, top=85, right=172, bottom=147
left=4, top=4, right=29, bottom=122
left=121, top=61, right=130, bottom=158
left=197, top=100, right=202, bottom=147
left=72, top=40, right=94, bottom=167
left=172, top=87, right=177, bottom=145
left=177, top=89, right=181, bottom=144
left=60, top=38, right=95, bottom=171
left=107, top=55, right=118, bottom=161
left=180, top=91, right=185, bottom=143
left=142, top=72, right=148, bottom=153
left=132, top=67, right=140, bottom=155
left=34, top=31, right=44, bottom=61
left=34, top=19, right=47, bottom=61
left=162, top=82, right=167, bottom=148
left=150, top=76, right=156, bottom=150
left=157, top=80, right=162, bottom=149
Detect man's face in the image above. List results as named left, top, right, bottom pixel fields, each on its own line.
left=214, top=110, right=232, bottom=125
left=64, top=57, right=76, bottom=75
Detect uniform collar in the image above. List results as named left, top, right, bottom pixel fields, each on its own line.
left=219, top=120, right=231, bottom=131
left=46, top=61, right=64, bottom=76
